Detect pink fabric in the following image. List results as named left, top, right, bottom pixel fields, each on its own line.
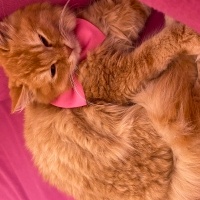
left=51, top=75, right=87, bottom=108
left=76, top=19, right=106, bottom=61
left=0, top=1, right=91, bottom=200
left=0, top=97, right=73, bottom=200
left=0, top=0, right=89, bottom=19
left=2, top=0, right=191, bottom=199
left=140, top=0, right=200, bottom=33
left=51, top=18, right=105, bottom=108
left=0, top=68, right=9, bottom=101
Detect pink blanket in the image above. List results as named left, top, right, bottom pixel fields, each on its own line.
left=0, top=0, right=198, bottom=200
left=0, top=1, right=88, bottom=200
left=140, top=0, right=200, bottom=33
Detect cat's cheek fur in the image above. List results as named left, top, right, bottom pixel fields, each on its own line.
left=0, top=22, right=10, bottom=51
left=9, top=84, right=33, bottom=112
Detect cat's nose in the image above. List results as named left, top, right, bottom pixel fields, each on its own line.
left=64, top=45, right=73, bottom=55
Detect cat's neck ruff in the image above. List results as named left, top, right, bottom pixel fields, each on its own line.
left=51, top=18, right=106, bottom=108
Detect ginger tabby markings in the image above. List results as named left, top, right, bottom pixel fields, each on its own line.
left=1, top=0, right=200, bottom=199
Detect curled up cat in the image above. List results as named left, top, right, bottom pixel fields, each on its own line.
left=1, top=0, right=200, bottom=199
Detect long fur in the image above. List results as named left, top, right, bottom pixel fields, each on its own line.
left=1, top=0, right=200, bottom=199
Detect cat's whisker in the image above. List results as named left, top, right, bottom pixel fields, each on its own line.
left=69, top=72, right=95, bottom=106
left=59, top=3, right=68, bottom=39
left=73, top=67, right=81, bottom=75
left=59, top=2, right=81, bottom=68
left=69, top=72, right=75, bottom=88
left=59, top=0, right=73, bottom=43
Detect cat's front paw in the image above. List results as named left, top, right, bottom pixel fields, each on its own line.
left=166, top=21, right=200, bottom=56
left=177, top=24, right=200, bottom=55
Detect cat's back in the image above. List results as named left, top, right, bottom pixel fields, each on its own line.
left=24, top=103, right=173, bottom=200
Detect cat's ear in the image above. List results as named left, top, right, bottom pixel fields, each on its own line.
left=0, top=22, right=10, bottom=51
left=10, top=84, right=33, bottom=113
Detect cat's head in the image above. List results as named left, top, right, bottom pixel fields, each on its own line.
left=0, top=3, right=80, bottom=112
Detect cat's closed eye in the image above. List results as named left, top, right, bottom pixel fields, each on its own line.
left=38, top=34, right=52, bottom=47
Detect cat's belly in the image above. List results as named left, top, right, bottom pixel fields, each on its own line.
left=24, top=103, right=173, bottom=200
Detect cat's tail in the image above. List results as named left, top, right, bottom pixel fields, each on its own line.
left=134, top=55, right=200, bottom=200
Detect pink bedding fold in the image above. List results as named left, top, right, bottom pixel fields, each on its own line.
left=0, top=1, right=88, bottom=199
left=0, top=97, right=73, bottom=200
left=140, top=0, right=200, bottom=33
left=1, top=0, right=198, bottom=199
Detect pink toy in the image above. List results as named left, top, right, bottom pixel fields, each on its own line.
left=51, top=18, right=105, bottom=108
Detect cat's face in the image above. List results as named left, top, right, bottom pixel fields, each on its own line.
left=0, top=3, right=80, bottom=112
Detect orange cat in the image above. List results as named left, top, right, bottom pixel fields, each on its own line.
left=1, top=0, right=200, bottom=200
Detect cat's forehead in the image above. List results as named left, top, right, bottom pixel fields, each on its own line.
left=8, top=3, right=75, bottom=33
left=0, top=3, right=78, bottom=79
left=11, top=3, right=62, bottom=30
left=5, top=3, right=77, bottom=47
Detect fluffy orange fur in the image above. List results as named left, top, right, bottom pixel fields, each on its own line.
left=1, top=0, right=200, bottom=199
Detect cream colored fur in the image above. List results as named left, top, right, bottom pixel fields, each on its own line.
left=1, top=1, right=200, bottom=199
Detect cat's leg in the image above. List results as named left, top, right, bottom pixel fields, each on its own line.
left=116, top=22, right=200, bottom=98
left=77, top=0, right=151, bottom=51
left=134, top=55, right=200, bottom=200
left=80, top=22, right=200, bottom=106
